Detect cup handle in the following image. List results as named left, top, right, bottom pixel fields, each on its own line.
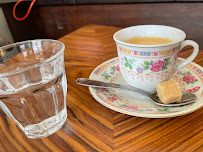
left=176, top=40, right=199, bottom=71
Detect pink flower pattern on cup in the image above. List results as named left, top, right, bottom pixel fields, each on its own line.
left=149, top=59, right=166, bottom=72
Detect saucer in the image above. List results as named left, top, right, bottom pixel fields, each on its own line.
left=89, top=57, right=203, bottom=118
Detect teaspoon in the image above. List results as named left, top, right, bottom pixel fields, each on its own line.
left=76, top=78, right=196, bottom=107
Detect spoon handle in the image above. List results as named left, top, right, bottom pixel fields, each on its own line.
left=76, top=78, right=152, bottom=96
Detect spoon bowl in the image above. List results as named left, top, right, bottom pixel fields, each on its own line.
left=149, top=92, right=196, bottom=107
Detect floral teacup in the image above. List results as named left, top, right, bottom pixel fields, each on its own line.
left=113, top=25, right=199, bottom=91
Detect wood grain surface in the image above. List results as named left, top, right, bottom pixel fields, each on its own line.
left=0, top=25, right=203, bottom=152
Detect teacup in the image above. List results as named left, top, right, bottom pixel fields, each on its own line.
left=113, top=25, right=199, bottom=92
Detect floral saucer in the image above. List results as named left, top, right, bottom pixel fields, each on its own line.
left=89, top=57, right=203, bottom=118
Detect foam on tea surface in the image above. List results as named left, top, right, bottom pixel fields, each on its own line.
left=125, top=36, right=172, bottom=45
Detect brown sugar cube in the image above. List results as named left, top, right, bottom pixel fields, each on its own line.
left=157, top=80, right=182, bottom=104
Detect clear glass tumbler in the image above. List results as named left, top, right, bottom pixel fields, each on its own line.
left=0, top=39, right=67, bottom=138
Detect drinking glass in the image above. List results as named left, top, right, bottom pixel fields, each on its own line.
left=0, top=39, right=67, bottom=138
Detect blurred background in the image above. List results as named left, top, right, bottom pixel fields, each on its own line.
left=0, top=0, right=203, bottom=48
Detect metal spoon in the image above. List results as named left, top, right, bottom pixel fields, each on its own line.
left=76, top=78, right=197, bottom=107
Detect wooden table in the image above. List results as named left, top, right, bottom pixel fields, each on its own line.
left=0, top=25, right=203, bottom=152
